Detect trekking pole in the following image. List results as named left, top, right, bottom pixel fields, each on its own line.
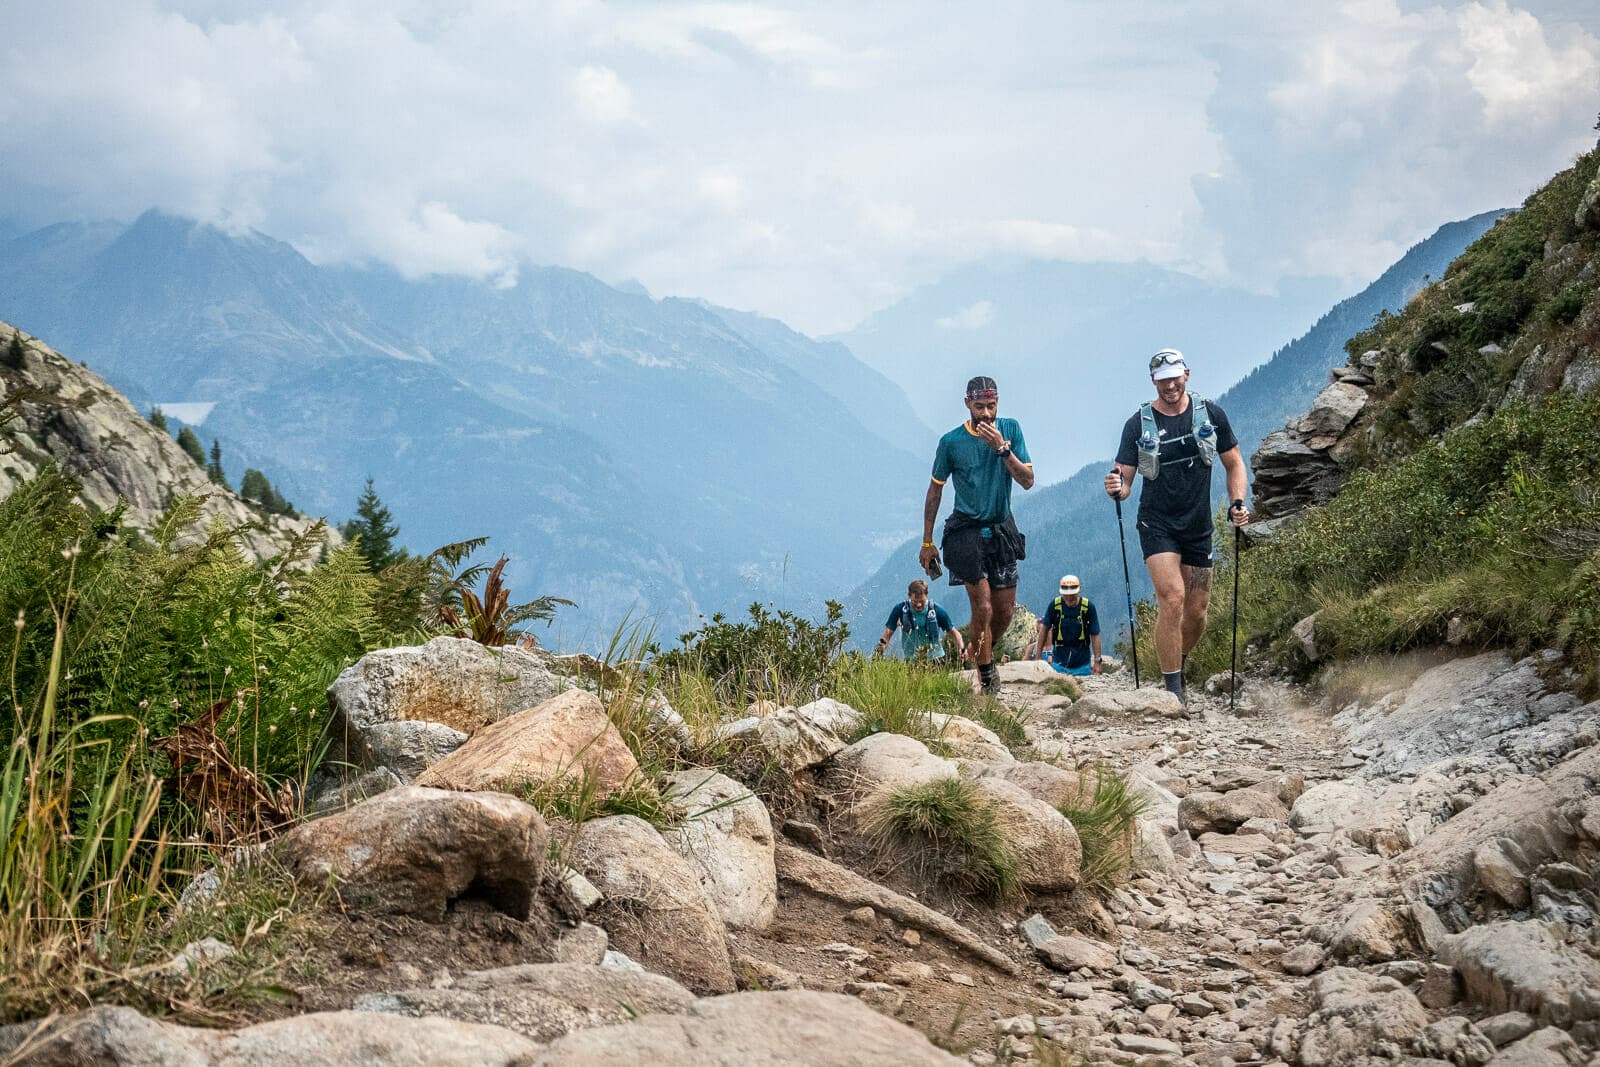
left=1113, top=492, right=1140, bottom=688
left=1230, top=524, right=1242, bottom=711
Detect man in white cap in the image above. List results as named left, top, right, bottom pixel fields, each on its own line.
left=1103, top=349, right=1250, bottom=705
left=1030, top=574, right=1101, bottom=675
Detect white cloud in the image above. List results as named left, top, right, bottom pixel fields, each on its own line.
left=0, top=1, right=1595, bottom=332
left=572, top=64, right=633, bottom=124
left=935, top=300, right=995, bottom=330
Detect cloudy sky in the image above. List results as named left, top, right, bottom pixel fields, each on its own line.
left=3, top=1, right=1598, bottom=334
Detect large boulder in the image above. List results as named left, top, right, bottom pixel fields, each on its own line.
left=932, top=714, right=1014, bottom=764
left=528, top=989, right=964, bottom=1065
left=1293, top=380, right=1369, bottom=443
left=1402, top=746, right=1600, bottom=912
left=1438, top=920, right=1600, bottom=1027
left=733, top=699, right=863, bottom=773
left=822, top=732, right=958, bottom=807
left=1328, top=901, right=1418, bottom=963
left=324, top=637, right=572, bottom=781
left=1178, top=772, right=1304, bottom=835
left=983, top=761, right=1088, bottom=808
left=0, top=1004, right=542, bottom=1066
left=970, top=776, right=1081, bottom=892
left=352, top=962, right=695, bottom=1043
left=570, top=815, right=736, bottom=994
left=415, top=690, right=639, bottom=799
left=276, top=786, right=545, bottom=921
left=661, top=769, right=778, bottom=931
left=1062, top=688, right=1184, bottom=723
left=1295, top=968, right=1430, bottom=1067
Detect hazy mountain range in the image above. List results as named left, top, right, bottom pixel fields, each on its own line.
left=846, top=210, right=1505, bottom=647
left=0, top=210, right=928, bottom=644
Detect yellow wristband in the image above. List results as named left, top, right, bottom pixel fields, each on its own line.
left=921, top=541, right=935, bottom=548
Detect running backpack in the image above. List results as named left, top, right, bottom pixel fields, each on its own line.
left=1051, top=596, right=1093, bottom=644
left=898, top=601, right=943, bottom=650
left=1136, top=395, right=1216, bottom=481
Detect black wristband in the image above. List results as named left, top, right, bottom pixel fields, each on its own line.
left=1230, top=498, right=1245, bottom=511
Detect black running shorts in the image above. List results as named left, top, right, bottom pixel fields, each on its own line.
left=1138, top=520, right=1214, bottom=569
left=942, top=523, right=1021, bottom=590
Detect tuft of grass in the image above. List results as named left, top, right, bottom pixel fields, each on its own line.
left=836, top=656, right=970, bottom=748
left=860, top=778, right=1019, bottom=901
left=1042, top=676, right=1082, bottom=701
left=1056, top=765, right=1148, bottom=890
left=972, top=698, right=1028, bottom=747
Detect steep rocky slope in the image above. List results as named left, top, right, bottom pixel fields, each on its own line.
left=1254, top=150, right=1600, bottom=531
left=0, top=321, right=328, bottom=560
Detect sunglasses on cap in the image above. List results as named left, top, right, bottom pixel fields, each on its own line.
left=1059, top=584, right=1080, bottom=593
left=1149, top=350, right=1186, bottom=371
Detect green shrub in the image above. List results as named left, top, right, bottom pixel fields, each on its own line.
left=1056, top=766, right=1148, bottom=890
left=1243, top=393, right=1600, bottom=688
left=656, top=601, right=849, bottom=704
left=861, top=778, right=1019, bottom=901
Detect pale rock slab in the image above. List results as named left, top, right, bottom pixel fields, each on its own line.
left=352, top=962, right=695, bottom=1043
left=325, top=636, right=572, bottom=780
left=570, top=815, right=736, bottom=994
left=1296, top=968, right=1430, bottom=1067
left=661, top=769, right=778, bottom=931
left=527, top=989, right=964, bottom=1065
left=970, top=776, right=1081, bottom=891
left=1438, top=919, right=1600, bottom=1027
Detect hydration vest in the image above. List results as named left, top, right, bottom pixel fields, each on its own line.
left=1136, top=395, right=1217, bottom=481
left=1051, top=596, right=1093, bottom=645
left=898, top=601, right=945, bottom=658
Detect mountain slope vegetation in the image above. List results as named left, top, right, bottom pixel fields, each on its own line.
left=1232, top=149, right=1600, bottom=688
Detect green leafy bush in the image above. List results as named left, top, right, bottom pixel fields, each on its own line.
left=1244, top=393, right=1600, bottom=687
left=655, top=600, right=849, bottom=704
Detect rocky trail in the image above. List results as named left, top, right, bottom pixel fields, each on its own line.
left=4, top=639, right=1598, bottom=1066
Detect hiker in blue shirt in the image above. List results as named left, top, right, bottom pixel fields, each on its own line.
left=918, top=375, right=1035, bottom=696
left=1029, top=574, right=1102, bottom=676
left=874, top=579, right=965, bottom=661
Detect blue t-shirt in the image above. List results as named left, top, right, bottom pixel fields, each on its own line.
left=885, top=601, right=954, bottom=658
left=931, top=418, right=1032, bottom=522
left=1040, top=596, right=1100, bottom=669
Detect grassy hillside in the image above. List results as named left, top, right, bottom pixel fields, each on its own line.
left=1194, top=149, right=1600, bottom=690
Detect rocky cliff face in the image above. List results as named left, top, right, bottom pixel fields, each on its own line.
left=0, top=321, right=330, bottom=560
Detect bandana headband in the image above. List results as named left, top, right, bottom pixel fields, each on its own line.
left=966, top=388, right=998, bottom=400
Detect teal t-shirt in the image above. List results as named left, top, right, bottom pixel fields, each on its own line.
left=931, top=418, right=1031, bottom=521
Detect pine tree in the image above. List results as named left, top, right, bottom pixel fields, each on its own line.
left=240, top=468, right=271, bottom=505
left=176, top=427, right=206, bottom=467
left=206, top=439, right=228, bottom=488
left=341, top=478, right=401, bottom=571
left=148, top=407, right=169, bottom=432
left=2, top=334, right=24, bottom=370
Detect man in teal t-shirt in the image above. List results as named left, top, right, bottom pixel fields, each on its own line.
left=918, top=376, right=1035, bottom=695
left=874, top=579, right=965, bottom=660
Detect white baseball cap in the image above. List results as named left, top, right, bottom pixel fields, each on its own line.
left=1059, top=575, right=1081, bottom=594
left=1150, top=348, right=1188, bottom=381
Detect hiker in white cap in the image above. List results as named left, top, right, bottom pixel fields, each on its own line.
left=1103, top=349, right=1250, bottom=705
left=1029, top=574, right=1101, bottom=676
